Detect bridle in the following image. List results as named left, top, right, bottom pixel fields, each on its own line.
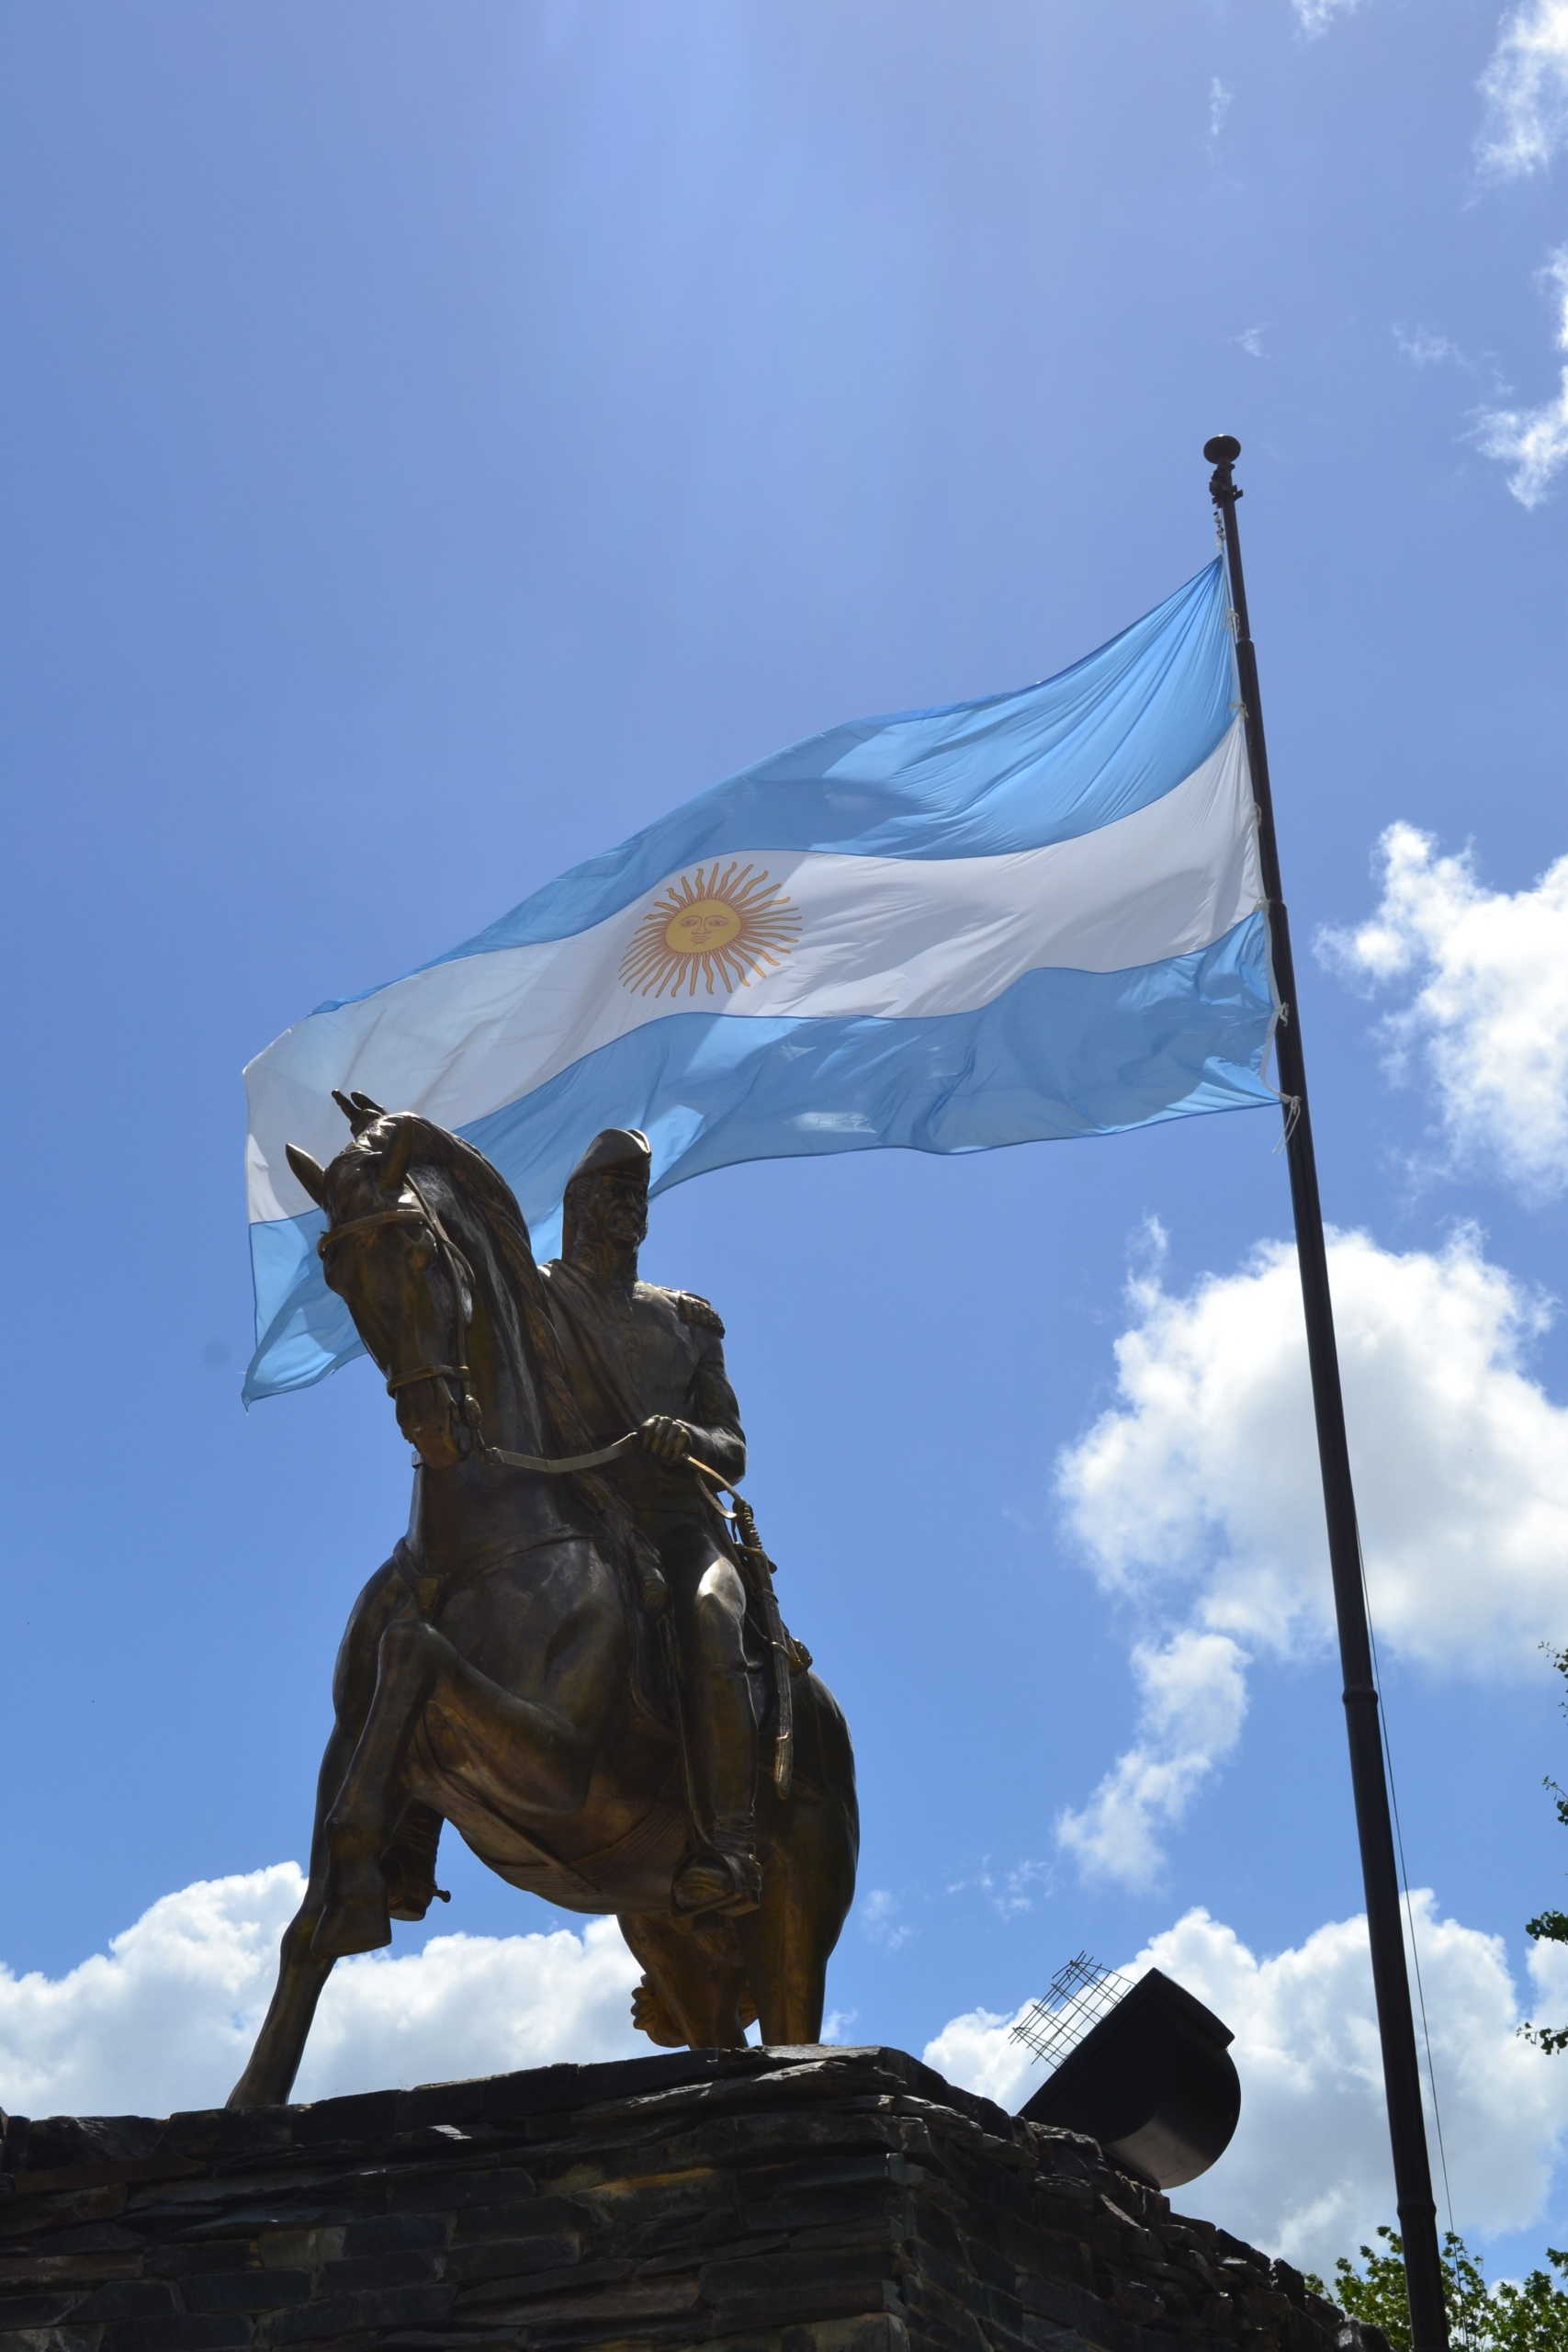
left=314, top=1133, right=794, bottom=1792
left=318, top=1178, right=478, bottom=1409
left=316, top=1176, right=653, bottom=1479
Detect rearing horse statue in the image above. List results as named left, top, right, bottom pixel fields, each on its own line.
left=229, top=1104, right=858, bottom=2108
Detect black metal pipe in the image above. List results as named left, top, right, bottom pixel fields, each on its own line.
left=1202, top=435, right=1450, bottom=2352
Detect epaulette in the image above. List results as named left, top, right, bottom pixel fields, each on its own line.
left=672, top=1290, right=726, bottom=1337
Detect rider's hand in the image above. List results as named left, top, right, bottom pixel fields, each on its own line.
left=638, top=1414, right=693, bottom=1462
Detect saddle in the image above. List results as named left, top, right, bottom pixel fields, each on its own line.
left=620, top=1519, right=812, bottom=1755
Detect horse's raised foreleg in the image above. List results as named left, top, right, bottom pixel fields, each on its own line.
left=314, top=1611, right=604, bottom=1960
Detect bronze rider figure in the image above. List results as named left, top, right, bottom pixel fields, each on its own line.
left=543, top=1127, right=761, bottom=1917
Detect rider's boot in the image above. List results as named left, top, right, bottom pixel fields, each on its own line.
left=672, top=1816, right=761, bottom=1917
left=671, top=1644, right=761, bottom=1917
left=381, top=1803, right=451, bottom=1922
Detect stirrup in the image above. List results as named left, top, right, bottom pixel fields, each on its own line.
left=671, top=1841, right=761, bottom=1918
left=386, top=1878, right=451, bottom=1924
left=381, top=1804, right=449, bottom=1922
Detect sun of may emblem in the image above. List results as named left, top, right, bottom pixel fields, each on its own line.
left=619, top=861, right=802, bottom=999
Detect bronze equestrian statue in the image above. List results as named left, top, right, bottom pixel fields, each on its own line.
left=228, top=1098, right=857, bottom=2107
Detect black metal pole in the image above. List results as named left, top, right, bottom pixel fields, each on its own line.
left=1203, top=435, right=1450, bottom=2352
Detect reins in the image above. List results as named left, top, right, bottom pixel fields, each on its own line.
left=319, top=1177, right=795, bottom=1794
left=319, top=1194, right=475, bottom=1399
left=318, top=1183, right=728, bottom=1482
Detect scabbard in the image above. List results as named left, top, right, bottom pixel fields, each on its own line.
left=731, top=1495, right=794, bottom=1801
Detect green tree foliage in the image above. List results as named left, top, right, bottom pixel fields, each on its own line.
left=1307, top=2227, right=1568, bottom=2350
left=1523, top=1645, right=1568, bottom=2057
left=1307, top=1653, right=1568, bottom=2347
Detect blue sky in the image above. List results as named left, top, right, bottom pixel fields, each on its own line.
left=8, top=0, right=1568, bottom=2285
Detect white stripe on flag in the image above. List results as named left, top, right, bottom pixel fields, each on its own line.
left=247, top=720, right=1258, bottom=1222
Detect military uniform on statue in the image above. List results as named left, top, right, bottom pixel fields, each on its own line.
left=543, top=1128, right=762, bottom=1918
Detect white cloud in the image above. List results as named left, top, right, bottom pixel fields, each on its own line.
left=923, top=1999, right=1038, bottom=2110
left=1235, top=324, right=1268, bottom=359
left=944, top=1858, right=1056, bottom=1919
left=928, top=1899, right=1568, bottom=2280
left=1393, top=325, right=1464, bottom=368
left=1478, top=1, right=1568, bottom=177
left=1475, top=249, right=1568, bottom=506
left=1292, top=0, right=1360, bottom=36
left=1059, top=1224, right=1566, bottom=1669
left=0, top=1864, right=642, bottom=2119
left=1320, top=820, right=1568, bottom=1193
left=1057, top=1632, right=1247, bottom=1885
left=1208, top=76, right=1234, bottom=148
left=860, top=1887, right=914, bottom=1951
left=1053, top=1223, right=1568, bottom=1881
left=10, top=1866, right=1568, bottom=2292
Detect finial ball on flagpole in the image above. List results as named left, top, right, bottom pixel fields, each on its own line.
left=1203, top=435, right=1242, bottom=464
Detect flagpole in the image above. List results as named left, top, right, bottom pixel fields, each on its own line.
left=1203, top=436, right=1450, bottom=2352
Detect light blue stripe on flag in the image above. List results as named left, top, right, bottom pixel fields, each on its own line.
left=244, top=560, right=1276, bottom=1400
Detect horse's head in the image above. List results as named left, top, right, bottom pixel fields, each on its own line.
left=287, top=1095, right=478, bottom=1470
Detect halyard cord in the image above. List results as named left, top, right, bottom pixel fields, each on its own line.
left=1232, top=585, right=1457, bottom=2292
left=1358, top=1483, right=1463, bottom=2316
left=1232, top=564, right=1457, bottom=2293
left=1217, top=523, right=1454, bottom=2335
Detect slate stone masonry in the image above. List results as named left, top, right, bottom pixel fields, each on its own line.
left=0, top=2045, right=1388, bottom=2351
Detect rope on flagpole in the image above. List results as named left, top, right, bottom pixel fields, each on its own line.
left=1203, top=434, right=1451, bottom=2352
left=1360, top=1557, right=1462, bottom=2259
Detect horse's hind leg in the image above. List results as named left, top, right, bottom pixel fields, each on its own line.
left=740, top=1736, right=857, bottom=2046
left=739, top=1877, right=831, bottom=2047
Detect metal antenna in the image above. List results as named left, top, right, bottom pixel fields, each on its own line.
left=1010, top=1952, right=1134, bottom=2072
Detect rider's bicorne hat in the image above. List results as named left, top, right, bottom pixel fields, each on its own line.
left=560, top=1127, right=652, bottom=1257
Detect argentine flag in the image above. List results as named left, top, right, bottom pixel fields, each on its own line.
left=244, top=560, right=1276, bottom=1400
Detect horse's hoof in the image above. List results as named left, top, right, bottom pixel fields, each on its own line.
left=631, top=1977, right=684, bottom=2048
left=312, top=1873, right=392, bottom=1960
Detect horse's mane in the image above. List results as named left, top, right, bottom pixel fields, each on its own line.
left=385, top=1117, right=590, bottom=1441
left=336, top=1117, right=614, bottom=1513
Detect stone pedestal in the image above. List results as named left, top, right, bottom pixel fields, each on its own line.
left=0, top=2045, right=1385, bottom=2350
